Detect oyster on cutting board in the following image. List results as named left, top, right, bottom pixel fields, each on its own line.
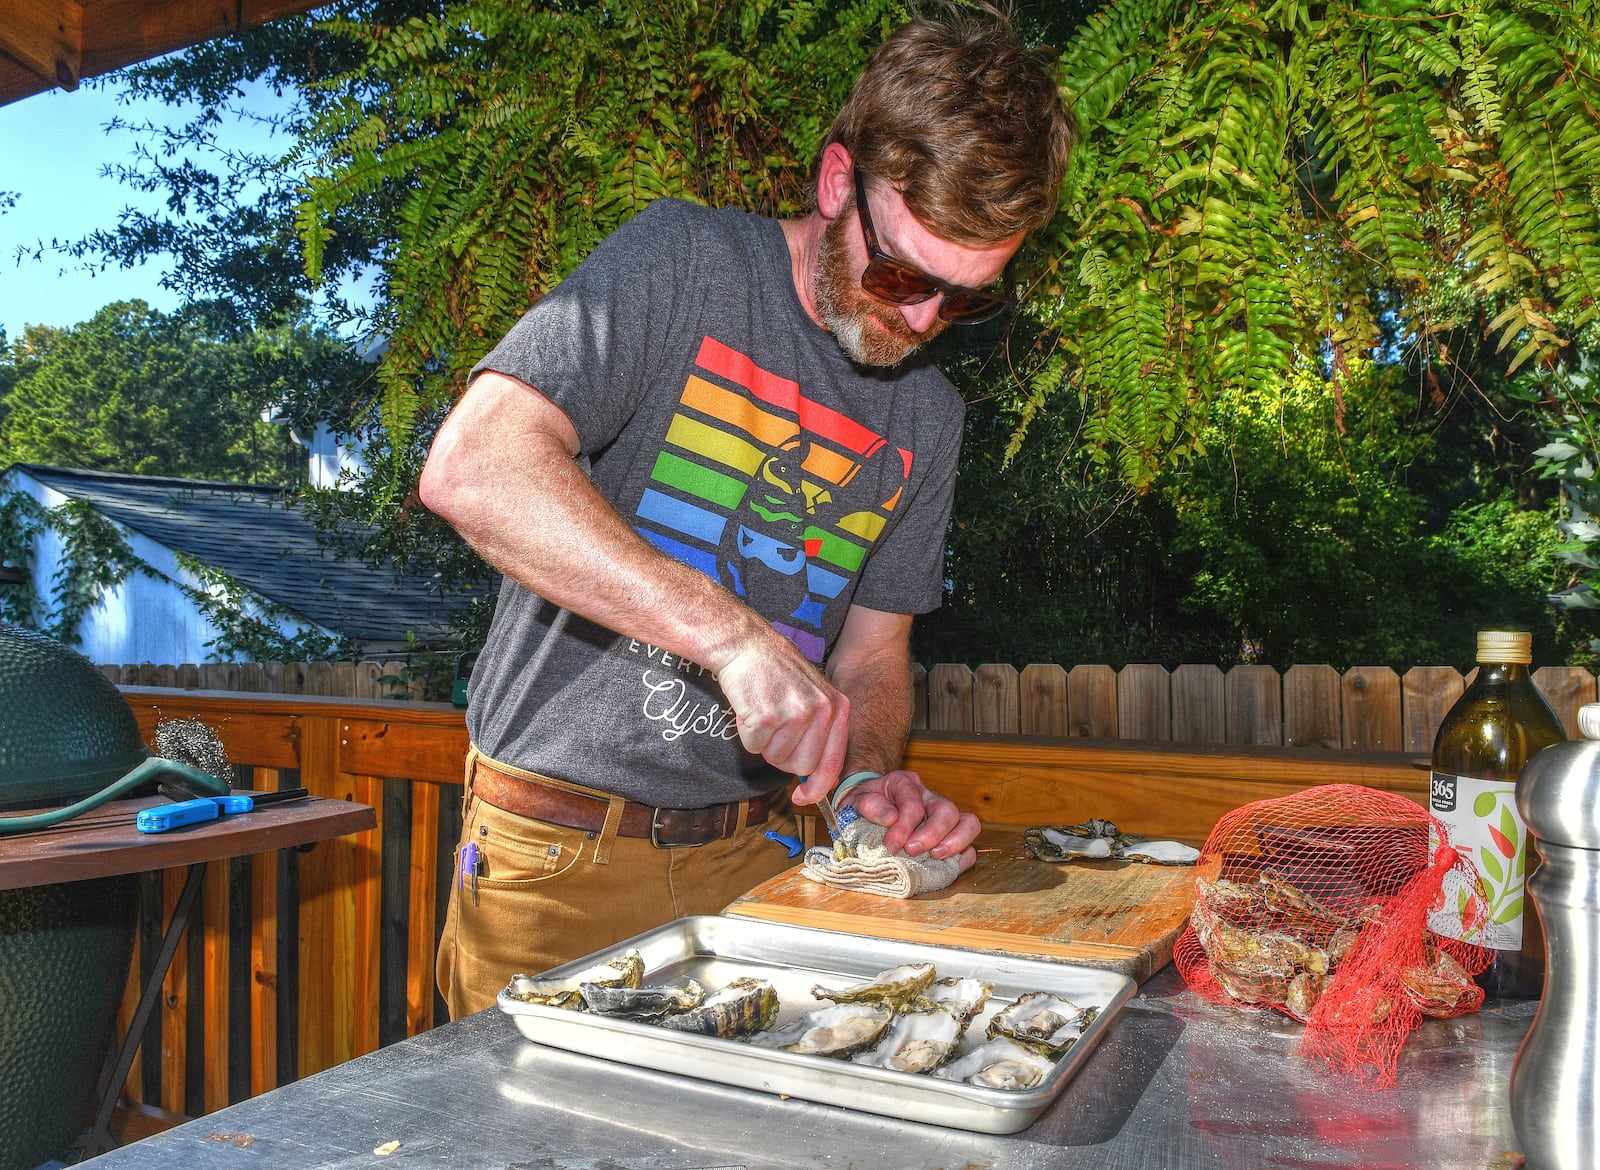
left=1024, top=821, right=1199, bottom=866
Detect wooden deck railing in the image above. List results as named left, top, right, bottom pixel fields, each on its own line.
left=105, top=658, right=1596, bottom=1123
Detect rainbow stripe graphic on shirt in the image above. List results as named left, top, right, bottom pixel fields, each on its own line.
left=632, top=336, right=912, bottom=663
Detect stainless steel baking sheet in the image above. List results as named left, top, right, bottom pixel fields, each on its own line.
left=496, top=914, right=1135, bottom=1134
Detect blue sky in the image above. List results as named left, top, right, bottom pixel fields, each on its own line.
left=0, top=74, right=296, bottom=342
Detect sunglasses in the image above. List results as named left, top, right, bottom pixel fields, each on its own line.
left=852, top=167, right=1015, bottom=325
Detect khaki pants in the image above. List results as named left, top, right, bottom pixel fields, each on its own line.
left=436, top=754, right=802, bottom=1019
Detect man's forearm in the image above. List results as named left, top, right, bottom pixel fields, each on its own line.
left=419, top=372, right=771, bottom=674
left=828, top=637, right=914, bottom=776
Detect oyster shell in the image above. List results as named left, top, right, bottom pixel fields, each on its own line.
left=1121, top=839, right=1201, bottom=865
left=933, top=1038, right=1056, bottom=1090
left=657, top=976, right=778, bottom=1038
left=986, top=991, right=1097, bottom=1054
left=918, top=976, right=993, bottom=1023
left=1025, top=821, right=1199, bottom=866
left=748, top=1002, right=895, bottom=1057
left=580, top=978, right=705, bottom=1019
left=853, top=1003, right=969, bottom=1074
left=505, top=949, right=644, bottom=1009
left=811, top=963, right=937, bottom=1009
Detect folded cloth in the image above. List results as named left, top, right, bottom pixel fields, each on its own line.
left=801, top=815, right=963, bottom=899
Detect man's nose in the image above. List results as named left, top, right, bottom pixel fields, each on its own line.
left=900, top=296, right=943, bottom=333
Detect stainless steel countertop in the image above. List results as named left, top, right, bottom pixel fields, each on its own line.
left=79, top=968, right=1533, bottom=1170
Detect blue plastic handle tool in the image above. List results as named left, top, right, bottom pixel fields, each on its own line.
left=764, top=830, right=803, bottom=857
left=136, top=794, right=255, bottom=833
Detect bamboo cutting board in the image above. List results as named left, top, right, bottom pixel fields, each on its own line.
left=724, top=826, right=1198, bottom=983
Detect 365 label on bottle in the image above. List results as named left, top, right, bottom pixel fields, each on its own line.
left=1428, top=771, right=1528, bottom=949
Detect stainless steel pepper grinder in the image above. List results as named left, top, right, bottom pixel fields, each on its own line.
left=1509, top=702, right=1600, bottom=1170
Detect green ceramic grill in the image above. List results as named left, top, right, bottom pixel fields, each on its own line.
left=0, top=624, right=225, bottom=1169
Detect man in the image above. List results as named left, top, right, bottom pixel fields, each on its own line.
left=420, top=2, right=1074, bottom=1018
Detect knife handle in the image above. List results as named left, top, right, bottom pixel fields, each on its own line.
left=137, top=798, right=224, bottom=833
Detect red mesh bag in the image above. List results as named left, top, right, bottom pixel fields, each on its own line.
left=1172, top=784, right=1493, bottom=1087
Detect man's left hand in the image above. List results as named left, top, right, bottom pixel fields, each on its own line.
left=836, top=770, right=981, bottom=872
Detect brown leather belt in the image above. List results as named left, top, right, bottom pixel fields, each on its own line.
left=470, top=759, right=772, bottom=848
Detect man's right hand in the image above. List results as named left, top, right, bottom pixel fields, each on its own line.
left=711, top=633, right=851, bottom=791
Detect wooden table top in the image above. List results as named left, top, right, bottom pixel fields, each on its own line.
left=0, top=793, right=375, bottom=890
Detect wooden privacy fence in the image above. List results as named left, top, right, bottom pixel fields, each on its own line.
left=105, top=660, right=1600, bottom=753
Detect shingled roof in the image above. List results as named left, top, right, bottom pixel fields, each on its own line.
left=8, top=464, right=474, bottom=646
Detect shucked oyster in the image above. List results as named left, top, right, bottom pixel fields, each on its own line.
left=811, top=963, right=937, bottom=1009
left=506, top=949, right=644, bottom=1009
left=658, top=977, right=778, bottom=1038
left=933, top=1038, right=1056, bottom=1091
left=748, top=1002, right=895, bottom=1057
left=987, top=991, right=1097, bottom=1054
left=853, top=1002, right=970, bottom=1074
left=917, top=976, right=994, bottom=1023
left=1024, top=822, right=1199, bottom=866
left=580, top=978, right=705, bottom=1019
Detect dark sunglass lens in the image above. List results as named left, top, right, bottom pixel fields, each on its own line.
left=862, top=259, right=939, bottom=304
left=939, top=290, right=1008, bottom=323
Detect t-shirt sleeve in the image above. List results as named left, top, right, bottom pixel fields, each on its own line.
left=848, top=391, right=965, bottom=616
left=468, top=200, right=695, bottom=456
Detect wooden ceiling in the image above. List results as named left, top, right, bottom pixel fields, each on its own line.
left=1, top=0, right=328, bottom=107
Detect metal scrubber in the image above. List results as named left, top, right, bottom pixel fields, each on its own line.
left=153, top=718, right=232, bottom=798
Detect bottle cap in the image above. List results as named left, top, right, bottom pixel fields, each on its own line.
left=1476, top=630, right=1533, bottom=664
left=1519, top=704, right=1600, bottom=849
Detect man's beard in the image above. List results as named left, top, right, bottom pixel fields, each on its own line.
left=813, top=212, right=947, bottom=368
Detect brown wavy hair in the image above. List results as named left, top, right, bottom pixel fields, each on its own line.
left=820, top=2, right=1076, bottom=245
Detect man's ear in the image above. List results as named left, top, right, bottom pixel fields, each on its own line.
left=816, top=142, right=854, bottom=221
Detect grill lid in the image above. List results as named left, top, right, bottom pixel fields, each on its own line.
left=0, top=624, right=148, bottom=813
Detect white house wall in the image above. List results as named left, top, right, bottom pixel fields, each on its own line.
left=8, top=471, right=335, bottom=665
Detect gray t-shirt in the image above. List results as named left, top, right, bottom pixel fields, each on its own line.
left=464, top=198, right=964, bottom=807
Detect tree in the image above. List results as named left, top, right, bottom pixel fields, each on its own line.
left=0, top=301, right=367, bottom=482
left=289, top=0, right=914, bottom=455
left=1030, top=0, right=1600, bottom=484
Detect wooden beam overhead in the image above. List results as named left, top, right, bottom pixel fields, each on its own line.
left=0, top=0, right=329, bottom=107
left=0, top=0, right=84, bottom=91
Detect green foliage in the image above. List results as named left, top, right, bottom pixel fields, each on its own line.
left=0, top=491, right=154, bottom=645
left=174, top=552, right=353, bottom=662
left=1039, top=0, right=1600, bottom=485
left=924, top=348, right=1586, bottom=669
left=291, top=0, right=909, bottom=461
left=1523, top=355, right=1600, bottom=649
left=0, top=302, right=364, bottom=481
left=0, top=491, right=46, bottom=627
left=1158, top=358, right=1582, bottom=666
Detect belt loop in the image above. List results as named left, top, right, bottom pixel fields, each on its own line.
left=591, top=796, right=626, bottom=865
left=734, top=798, right=750, bottom=834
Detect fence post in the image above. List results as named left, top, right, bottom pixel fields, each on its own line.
left=1342, top=667, right=1402, bottom=750
left=927, top=664, right=975, bottom=732
left=1067, top=665, right=1118, bottom=738
left=1018, top=664, right=1069, bottom=736
left=1283, top=664, right=1341, bottom=748
left=973, top=664, right=1021, bottom=734
left=1225, top=664, right=1283, bottom=745
left=1171, top=664, right=1225, bottom=744
left=1118, top=664, right=1172, bottom=741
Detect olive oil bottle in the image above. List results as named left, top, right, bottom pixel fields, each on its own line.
left=1430, top=630, right=1566, bottom=998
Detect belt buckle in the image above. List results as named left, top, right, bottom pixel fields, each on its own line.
left=650, top=807, right=697, bottom=849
